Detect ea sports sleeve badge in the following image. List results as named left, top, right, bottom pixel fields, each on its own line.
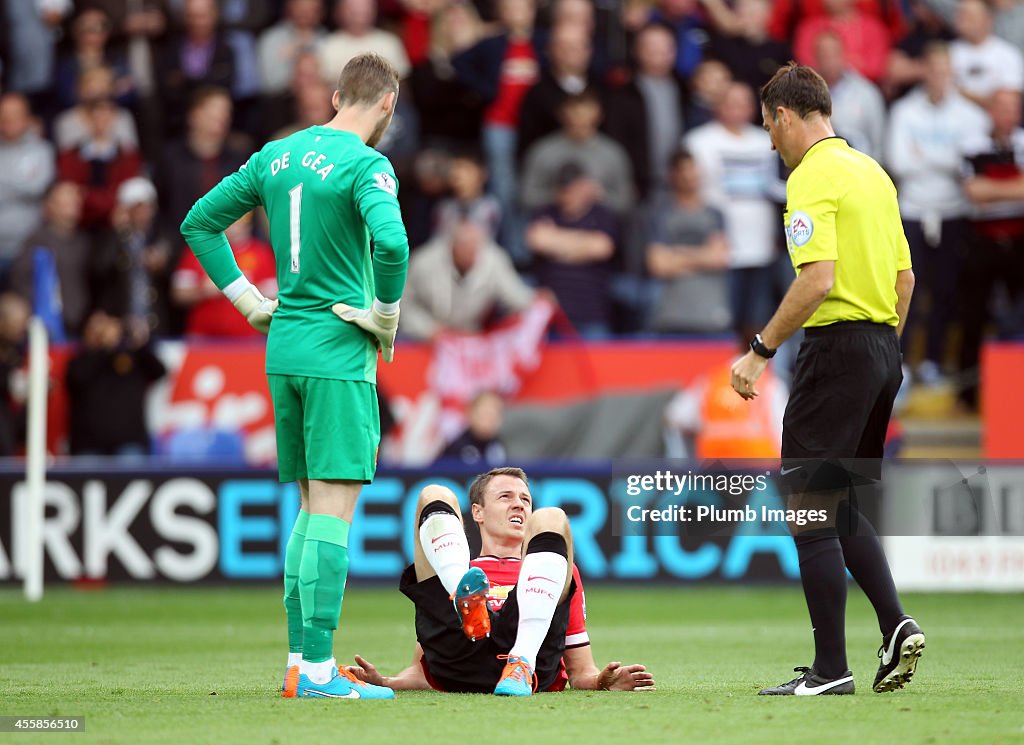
left=786, top=210, right=814, bottom=254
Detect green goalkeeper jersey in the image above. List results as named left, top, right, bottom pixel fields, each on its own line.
left=180, top=126, right=409, bottom=382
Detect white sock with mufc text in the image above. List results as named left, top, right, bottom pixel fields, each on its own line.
left=418, top=512, right=470, bottom=596
left=508, top=552, right=569, bottom=665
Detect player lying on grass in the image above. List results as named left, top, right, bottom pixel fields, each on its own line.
left=346, top=467, right=655, bottom=695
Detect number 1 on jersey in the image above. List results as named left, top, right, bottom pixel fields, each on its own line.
left=288, top=183, right=302, bottom=273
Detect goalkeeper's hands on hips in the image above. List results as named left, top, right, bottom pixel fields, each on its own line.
left=229, top=280, right=278, bottom=334
left=332, top=299, right=400, bottom=363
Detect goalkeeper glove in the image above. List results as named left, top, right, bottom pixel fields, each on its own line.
left=332, top=299, right=400, bottom=363
left=227, top=280, right=278, bottom=334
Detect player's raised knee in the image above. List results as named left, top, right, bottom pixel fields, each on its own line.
left=417, top=484, right=462, bottom=518
left=526, top=507, right=569, bottom=534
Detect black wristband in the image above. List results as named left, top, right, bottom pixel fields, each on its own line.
left=750, top=333, right=777, bottom=359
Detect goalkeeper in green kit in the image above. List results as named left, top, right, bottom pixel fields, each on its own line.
left=180, top=54, right=409, bottom=701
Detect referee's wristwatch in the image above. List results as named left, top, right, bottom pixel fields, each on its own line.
left=749, top=333, right=777, bottom=359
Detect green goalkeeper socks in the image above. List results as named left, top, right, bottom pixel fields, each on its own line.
left=299, top=514, right=351, bottom=663
left=283, top=509, right=309, bottom=654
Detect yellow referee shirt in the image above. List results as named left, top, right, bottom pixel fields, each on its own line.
left=783, top=137, right=912, bottom=328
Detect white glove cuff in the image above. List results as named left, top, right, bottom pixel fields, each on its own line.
left=373, top=298, right=400, bottom=315
left=223, top=275, right=257, bottom=303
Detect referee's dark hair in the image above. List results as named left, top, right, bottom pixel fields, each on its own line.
left=760, top=61, right=832, bottom=120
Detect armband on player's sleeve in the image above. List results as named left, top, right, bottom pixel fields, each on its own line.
left=223, top=276, right=278, bottom=334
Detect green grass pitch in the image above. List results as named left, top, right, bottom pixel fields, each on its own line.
left=1, top=585, right=1022, bottom=745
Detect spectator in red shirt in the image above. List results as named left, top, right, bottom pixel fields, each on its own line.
left=172, top=211, right=277, bottom=337
left=794, top=0, right=895, bottom=83
left=769, top=0, right=905, bottom=42
left=56, top=95, right=142, bottom=230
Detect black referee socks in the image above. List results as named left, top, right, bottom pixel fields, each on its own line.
left=837, top=500, right=905, bottom=638
left=794, top=533, right=848, bottom=679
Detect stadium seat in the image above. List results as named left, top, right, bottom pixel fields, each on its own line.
left=158, top=427, right=246, bottom=463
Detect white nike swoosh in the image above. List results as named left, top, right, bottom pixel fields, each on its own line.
left=780, top=466, right=802, bottom=475
left=794, top=675, right=853, bottom=695
left=303, top=689, right=361, bottom=698
left=882, top=618, right=915, bottom=665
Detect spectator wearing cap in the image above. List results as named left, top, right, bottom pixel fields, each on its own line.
left=172, top=211, right=277, bottom=337
left=520, top=90, right=635, bottom=216
left=525, top=161, right=618, bottom=338
left=92, top=177, right=174, bottom=341
left=9, top=182, right=92, bottom=336
left=401, top=218, right=537, bottom=340
left=0, top=93, right=55, bottom=289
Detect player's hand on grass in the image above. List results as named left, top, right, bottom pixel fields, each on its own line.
left=598, top=661, right=656, bottom=691
left=231, top=282, right=278, bottom=334
left=332, top=300, right=400, bottom=363
left=730, top=349, right=769, bottom=401
left=346, top=654, right=388, bottom=687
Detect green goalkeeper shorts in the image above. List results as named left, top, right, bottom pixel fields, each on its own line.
left=268, top=375, right=380, bottom=483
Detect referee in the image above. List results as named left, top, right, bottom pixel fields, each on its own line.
left=730, top=63, right=925, bottom=696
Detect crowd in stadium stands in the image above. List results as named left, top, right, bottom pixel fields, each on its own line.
left=3, top=0, right=1024, bottom=455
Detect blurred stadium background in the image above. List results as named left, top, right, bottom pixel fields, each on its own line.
left=0, top=1, right=1023, bottom=740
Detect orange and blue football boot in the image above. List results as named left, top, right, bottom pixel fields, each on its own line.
left=281, top=664, right=300, bottom=698
left=453, top=566, right=491, bottom=641
left=494, top=654, right=537, bottom=697
left=296, top=664, right=395, bottom=699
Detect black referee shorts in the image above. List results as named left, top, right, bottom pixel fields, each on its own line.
left=398, top=564, right=575, bottom=693
left=781, top=321, right=902, bottom=491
